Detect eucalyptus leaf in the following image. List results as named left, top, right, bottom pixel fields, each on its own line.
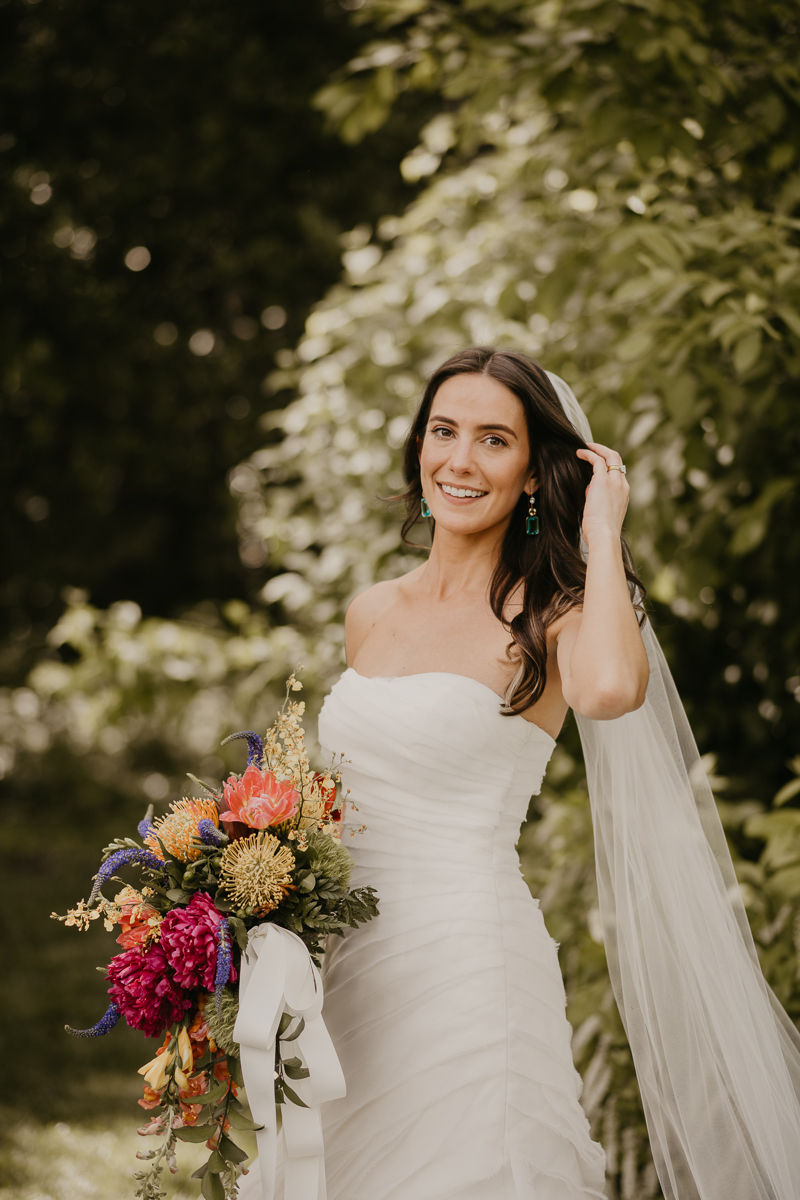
left=201, top=1168, right=226, bottom=1200
left=219, top=1133, right=249, bottom=1164
left=227, top=1053, right=244, bottom=1089
left=284, top=1062, right=311, bottom=1081
left=190, top=1082, right=230, bottom=1106
left=227, top=1108, right=264, bottom=1132
left=174, top=1124, right=216, bottom=1143
left=281, top=1081, right=309, bottom=1108
left=281, top=1016, right=305, bottom=1042
left=206, top=1149, right=227, bottom=1174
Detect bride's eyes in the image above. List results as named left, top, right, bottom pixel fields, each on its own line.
left=429, top=425, right=508, bottom=447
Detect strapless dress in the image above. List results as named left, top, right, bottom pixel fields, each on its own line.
left=315, top=668, right=605, bottom=1199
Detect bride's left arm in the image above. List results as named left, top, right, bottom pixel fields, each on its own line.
left=555, top=441, right=649, bottom=721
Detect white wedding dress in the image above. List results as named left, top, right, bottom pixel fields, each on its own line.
left=314, top=667, right=606, bottom=1200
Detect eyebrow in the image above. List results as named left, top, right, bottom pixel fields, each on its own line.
left=428, top=414, right=519, bottom=439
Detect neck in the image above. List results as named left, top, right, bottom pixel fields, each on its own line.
left=420, top=520, right=508, bottom=601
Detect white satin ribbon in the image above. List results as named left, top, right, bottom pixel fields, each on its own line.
left=233, top=923, right=346, bottom=1200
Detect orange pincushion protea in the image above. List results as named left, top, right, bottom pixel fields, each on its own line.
left=145, top=798, right=220, bottom=863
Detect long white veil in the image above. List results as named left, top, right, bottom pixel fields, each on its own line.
left=548, top=372, right=800, bottom=1200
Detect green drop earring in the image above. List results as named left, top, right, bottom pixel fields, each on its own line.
left=421, top=495, right=432, bottom=518
left=526, top=492, right=539, bottom=536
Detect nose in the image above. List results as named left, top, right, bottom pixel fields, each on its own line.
left=448, top=434, right=476, bottom=475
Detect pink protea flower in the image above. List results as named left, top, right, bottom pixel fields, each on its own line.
left=159, top=892, right=236, bottom=991
left=219, top=764, right=299, bottom=830
left=107, top=944, right=191, bottom=1038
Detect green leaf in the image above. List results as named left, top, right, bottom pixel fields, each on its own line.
left=219, top=1133, right=249, bottom=1164
left=227, top=1053, right=244, bottom=1089
left=227, top=1108, right=264, bottom=1132
left=191, top=1162, right=209, bottom=1180
left=281, top=1053, right=310, bottom=1080
left=227, top=915, right=249, bottom=953
left=775, top=304, right=800, bottom=337
left=281, top=1016, right=305, bottom=1042
left=166, top=888, right=193, bottom=904
left=191, top=1081, right=230, bottom=1106
left=175, top=1123, right=216, bottom=1143
left=728, top=478, right=796, bottom=556
left=207, top=1148, right=227, bottom=1174
left=774, top=777, right=800, bottom=808
left=732, top=329, right=762, bottom=374
left=281, top=1081, right=309, bottom=1108
left=284, top=1062, right=311, bottom=1080
left=201, top=1168, right=226, bottom=1200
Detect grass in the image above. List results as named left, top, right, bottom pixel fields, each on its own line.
left=0, top=1116, right=210, bottom=1200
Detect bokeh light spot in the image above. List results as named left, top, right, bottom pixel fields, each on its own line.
left=189, top=329, right=215, bottom=356
left=261, top=305, right=287, bottom=330
left=124, top=246, right=151, bottom=272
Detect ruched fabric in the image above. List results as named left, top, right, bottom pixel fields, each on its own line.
left=316, top=668, right=606, bottom=1200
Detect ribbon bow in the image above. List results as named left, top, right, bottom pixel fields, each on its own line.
left=233, top=923, right=346, bottom=1200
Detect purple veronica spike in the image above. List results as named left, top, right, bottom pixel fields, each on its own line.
left=221, top=730, right=264, bottom=767
left=66, top=1002, right=120, bottom=1038
left=137, top=804, right=155, bottom=840
left=89, top=847, right=167, bottom=903
left=198, top=818, right=225, bottom=847
left=214, top=922, right=234, bottom=1012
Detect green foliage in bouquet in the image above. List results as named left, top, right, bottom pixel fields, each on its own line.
left=52, top=673, right=378, bottom=1199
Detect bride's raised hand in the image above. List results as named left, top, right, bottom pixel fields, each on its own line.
left=575, top=441, right=630, bottom=546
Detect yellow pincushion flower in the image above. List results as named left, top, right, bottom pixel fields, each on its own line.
left=145, top=798, right=220, bottom=863
left=219, top=832, right=295, bottom=914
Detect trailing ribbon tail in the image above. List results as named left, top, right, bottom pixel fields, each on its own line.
left=234, top=923, right=346, bottom=1200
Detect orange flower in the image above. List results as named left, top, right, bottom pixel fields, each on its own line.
left=115, top=888, right=161, bottom=950
left=145, top=798, right=220, bottom=862
left=314, top=772, right=342, bottom=822
left=220, top=764, right=299, bottom=830
left=138, top=1084, right=164, bottom=1111
left=178, top=1073, right=208, bottom=1124
left=188, top=1005, right=210, bottom=1059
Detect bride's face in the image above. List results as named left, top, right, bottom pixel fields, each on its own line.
left=418, top=373, right=536, bottom=535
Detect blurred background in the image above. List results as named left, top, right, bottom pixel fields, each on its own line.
left=2, top=1, right=800, bottom=1197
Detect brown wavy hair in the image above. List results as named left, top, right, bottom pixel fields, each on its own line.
left=397, top=346, right=645, bottom=715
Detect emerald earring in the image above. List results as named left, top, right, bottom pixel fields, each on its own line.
left=421, top=495, right=432, bottom=518
left=526, top=492, right=539, bottom=536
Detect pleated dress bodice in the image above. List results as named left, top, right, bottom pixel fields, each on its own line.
left=316, top=669, right=605, bottom=1200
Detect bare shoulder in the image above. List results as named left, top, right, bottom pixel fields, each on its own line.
left=345, top=570, right=422, bottom=663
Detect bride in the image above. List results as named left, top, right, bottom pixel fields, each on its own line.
left=245, top=347, right=800, bottom=1200
left=318, top=346, right=641, bottom=1200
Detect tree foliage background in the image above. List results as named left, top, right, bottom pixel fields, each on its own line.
left=2, top=1, right=800, bottom=1197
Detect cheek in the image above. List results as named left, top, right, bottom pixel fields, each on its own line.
left=419, top=439, right=445, bottom=476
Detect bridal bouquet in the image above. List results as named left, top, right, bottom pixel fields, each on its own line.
left=53, top=671, right=378, bottom=1200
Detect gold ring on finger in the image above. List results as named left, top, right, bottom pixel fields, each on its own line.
left=607, top=463, right=627, bottom=474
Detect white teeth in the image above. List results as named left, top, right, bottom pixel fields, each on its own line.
left=441, top=483, right=486, bottom=499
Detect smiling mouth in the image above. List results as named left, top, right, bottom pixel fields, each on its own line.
left=437, top=482, right=488, bottom=499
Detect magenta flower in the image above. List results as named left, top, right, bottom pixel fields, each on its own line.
left=159, top=892, right=235, bottom=991
left=219, top=764, right=299, bottom=830
left=107, top=944, right=191, bottom=1038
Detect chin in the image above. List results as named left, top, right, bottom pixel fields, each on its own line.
left=433, top=512, right=500, bottom=535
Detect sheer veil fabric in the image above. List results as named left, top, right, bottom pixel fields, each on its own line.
left=547, top=373, right=800, bottom=1200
